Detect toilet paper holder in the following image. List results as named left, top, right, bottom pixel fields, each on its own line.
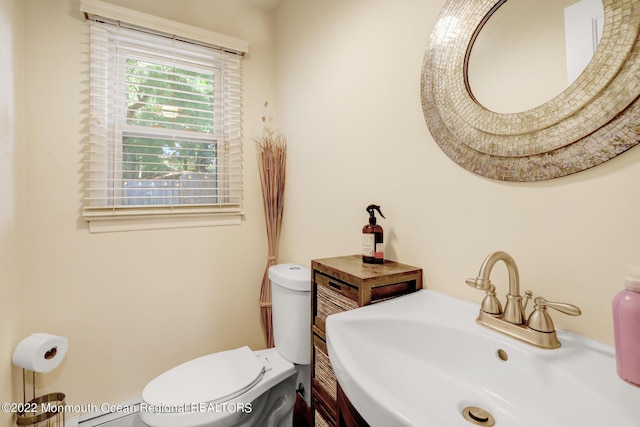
left=12, top=333, right=67, bottom=427
left=16, top=369, right=66, bottom=427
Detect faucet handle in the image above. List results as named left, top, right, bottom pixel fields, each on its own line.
left=535, top=297, right=582, bottom=316
left=466, top=277, right=492, bottom=290
left=527, top=297, right=581, bottom=333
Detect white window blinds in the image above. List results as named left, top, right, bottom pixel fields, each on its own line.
left=83, top=14, right=244, bottom=231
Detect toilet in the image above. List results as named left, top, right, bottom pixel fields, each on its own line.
left=140, top=263, right=311, bottom=427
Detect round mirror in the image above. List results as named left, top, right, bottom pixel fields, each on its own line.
left=421, top=0, right=640, bottom=181
left=467, top=0, right=603, bottom=113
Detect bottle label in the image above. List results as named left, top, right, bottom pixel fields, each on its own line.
left=375, top=242, right=384, bottom=260
left=362, top=234, right=375, bottom=257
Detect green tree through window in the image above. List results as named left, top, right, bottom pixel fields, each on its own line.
left=123, top=59, right=216, bottom=181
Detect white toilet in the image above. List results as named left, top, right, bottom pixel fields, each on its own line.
left=140, top=263, right=311, bottom=427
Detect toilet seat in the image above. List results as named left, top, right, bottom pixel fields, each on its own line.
left=142, top=346, right=265, bottom=409
left=140, top=348, right=297, bottom=427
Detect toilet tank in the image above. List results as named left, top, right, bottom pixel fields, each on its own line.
left=269, top=263, right=311, bottom=365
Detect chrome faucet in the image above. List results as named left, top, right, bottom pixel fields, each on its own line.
left=466, top=251, right=581, bottom=349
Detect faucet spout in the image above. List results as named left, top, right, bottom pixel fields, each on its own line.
left=469, top=251, right=525, bottom=325
left=477, top=251, right=520, bottom=295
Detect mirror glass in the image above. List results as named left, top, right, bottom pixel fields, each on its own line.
left=467, top=0, right=604, bottom=114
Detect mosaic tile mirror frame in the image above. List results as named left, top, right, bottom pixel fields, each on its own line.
left=421, top=0, right=640, bottom=181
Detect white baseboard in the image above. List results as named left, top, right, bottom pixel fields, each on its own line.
left=66, top=398, right=141, bottom=427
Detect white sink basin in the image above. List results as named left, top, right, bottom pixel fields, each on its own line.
left=326, top=289, right=640, bottom=427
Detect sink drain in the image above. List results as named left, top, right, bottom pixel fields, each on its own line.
left=462, top=406, right=495, bottom=426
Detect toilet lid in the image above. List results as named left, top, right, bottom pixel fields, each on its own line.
left=142, top=346, right=265, bottom=407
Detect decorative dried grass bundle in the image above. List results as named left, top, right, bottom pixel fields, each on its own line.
left=255, top=121, right=287, bottom=348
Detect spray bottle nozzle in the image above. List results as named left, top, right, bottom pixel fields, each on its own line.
left=366, top=204, right=385, bottom=226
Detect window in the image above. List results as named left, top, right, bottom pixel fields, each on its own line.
left=82, top=2, right=245, bottom=232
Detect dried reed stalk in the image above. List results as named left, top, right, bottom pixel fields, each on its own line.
left=255, top=129, right=287, bottom=348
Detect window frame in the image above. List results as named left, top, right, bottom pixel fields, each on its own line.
left=81, top=0, right=247, bottom=233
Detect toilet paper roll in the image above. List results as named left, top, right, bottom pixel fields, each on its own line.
left=12, top=333, right=68, bottom=373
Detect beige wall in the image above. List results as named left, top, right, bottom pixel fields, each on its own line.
left=276, top=0, right=640, bottom=346
left=0, top=0, right=25, bottom=425
left=5, top=0, right=640, bottom=421
left=6, top=0, right=277, bottom=416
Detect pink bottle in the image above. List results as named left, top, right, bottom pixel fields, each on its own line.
left=612, top=269, right=640, bottom=387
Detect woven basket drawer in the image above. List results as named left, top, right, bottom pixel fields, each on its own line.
left=317, top=282, right=359, bottom=327
left=314, top=338, right=337, bottom=402
left=314, top=409, right=332, bottom=427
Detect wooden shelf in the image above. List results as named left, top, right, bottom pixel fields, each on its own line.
left=310, top=255, right=422, bottom=427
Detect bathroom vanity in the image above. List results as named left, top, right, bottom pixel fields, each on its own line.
left=310, top=255, right=423, bottom=427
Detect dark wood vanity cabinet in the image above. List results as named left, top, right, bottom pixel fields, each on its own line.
left=310, top=255, right=423, bottom=427
left=337, top=384, right=370, bottom=427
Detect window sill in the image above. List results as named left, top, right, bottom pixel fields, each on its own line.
left=83, top=210, right=243, bottom=233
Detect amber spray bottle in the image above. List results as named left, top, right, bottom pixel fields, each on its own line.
left=362, top=204, right=385, bottom=264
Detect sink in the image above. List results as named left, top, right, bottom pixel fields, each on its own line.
left=325, top=289, right=640, bottom=427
